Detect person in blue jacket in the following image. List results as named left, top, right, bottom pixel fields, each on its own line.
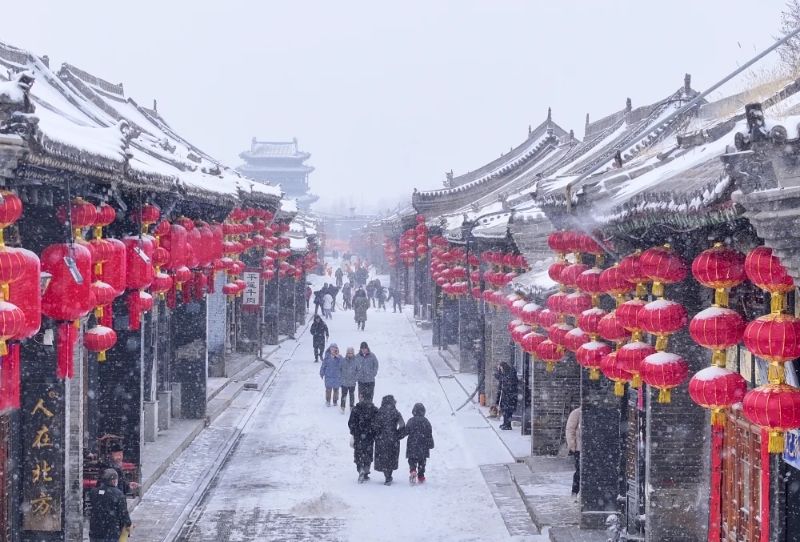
left=320, top=343, right=342, bottom=407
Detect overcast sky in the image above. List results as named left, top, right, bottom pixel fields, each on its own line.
left=0, top=1, right=790, bottom=214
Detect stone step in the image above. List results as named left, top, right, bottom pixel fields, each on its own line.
left=479, top=464, right=540, bottom=537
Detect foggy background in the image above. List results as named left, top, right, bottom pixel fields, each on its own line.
left=0, top=1, right=789, bottom=215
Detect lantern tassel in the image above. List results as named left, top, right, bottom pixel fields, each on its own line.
left=711, top=409, right=727, bottom=427
left=596, top=254, right=604, bottom=267
left=768, top=362, right=786, bottom=384
left=0, top=228, right=5, bottom=247
left=652, top=282, right=664, bottom=299
left=98, top=350, right=106, bottom=362
left=771, top=291, right=787, bottom=314
left=545, top=362, right=555, bottom=372
left=712, top=350, right=726, bottom=367
left=0, top=340, right=6, bottom=357
left=56, top=323, right=74, bottom=379
left=126, top=291, right=141, bottom=331
left=631, top=374, right=642, bottom=389
left=635, top=283, right=648, bottom=298
left=655, top=335, right=669, bottom=352
left=94, top=226, right=103, bottom=239
left=769, top=431, right=785, bottom=454
left=657, top=388, right=672, bottom=403
left=714, top=289, right=729, bottom=308
left=614, top=381, right=625, bottom=396
left=94, top=306, right=104, bottom=319
left=589, top=368, right=600, bottom=380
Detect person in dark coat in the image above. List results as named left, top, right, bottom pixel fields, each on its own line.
left=335, top=267, right=344, bottom=287
left=329, top=285, right=340, bottom=312
left=494, top=362, right=519, bottom=430
left=373, top=395, right=406, bottom=485
left=355, top=266, right=368, bottom=287
left=313, top=283, right=328, bottom=315
left=348, top=270, right=356, bottom=285
left=349, top=394, right=379, bottom=483
left=342, top=282, right=352, bottom=310
left=310, top=314, right=329, bottom=362
left=403, top=403, right=434, bottom=484
left=97, top=441, right=137, bottom=496
left=366, top=280, right=377, bottom=307
left=376, top=285, right=386, bottom=310
left=353, top=288, right=369, bottom=330
left=89, top=468, right=133, bottom=541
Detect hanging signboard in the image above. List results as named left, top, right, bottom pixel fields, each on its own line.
left=22, top=382, right=63, bottom=531
left=785, top=430, right=800, bottom=469
left=242, top=270, right=261, bottom=313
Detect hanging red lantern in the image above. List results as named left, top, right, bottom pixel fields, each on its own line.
left=162, top=224, right=188, bottom=271
left=521, top=303, right=541, bottom=327
left=599, top=264, right=634, bottom=306
left=84, top=326, right=117, bottom=361
left=560, top=263, right=589, bottom=289
left=689, top=307, right=746, bottom=366
left=689, top=366, right=748, bottom=426
left=640, top=245, right=687, bottom=298
left=93, top=203, right=116, bottom=238
left=131, top=203, right=160, bottom=234
left=619, top=250, right=650, bottom=298
left=638, top=299, right=688, bottom=351
left=138, top=291, right=154, bottom=313
left=521, top=331, right=546, bottom=356
left=547, top=261, right=564, bottom=284
left=601, top=351, right=631, bottom=396
left=548, top=323, right=574, bottom=347
left=57, top=197, right=97, bottom=236
left=692, top=243, right=746, bottom=307
left=538, top=309, right=558, bottom=329
left=577, top=341, right=612, bottom=380
left=564, top=327, right=590, bottom=352
left=536, top=339, right=564, bottom=371
left=562, top=231, right=584, bottom=257
left=234, top=279, right=247, bottom=295
left=745, top=246, right=795, bottom=313
left=8, top=248, right=41, bottom=341
left=578, top=307, right=607, bottom=340
left=90, top=281, right=115, bottom=319
left=577, top=268, right=603, bottom=307
left=41, top=242, right=93, bottom=379
left=471, top=286, right=481, bottom=299
left=512, top=324, right=533, bottom=345
left=511, top=299, right=527, bottom=318
left=123, top=236, right=154, bottom=331
left=0, top=190, right=22, bottom=246
left=0, top=248, right=26, bottom=300
left=261, top=268, right=275, bottom=282
left=150, top=272, right=173, bottom=299
left=579, top=234, right=606, bottom=265
left=640, top=352, right=689, bottom=403
left=101, top=238, right=127, bottom=295
left=564, top=292, right=592, bottom=317
left=742, top=383, right=800, bottom=453
left=546, top=291, right=568, bottom=315
left=743, top=313, right=800, bottom=382
left=507, top=319, right=524, bottom=335
left=223, top=282, right=239, bottom=301
left=618, top=341, right=656, bottom=388
left=617, top=298, right=647, bottom=340
left=0, top=301, right=23, bottom=356
left=598, top=311, right=632, bottom=343
left=173, top=266, right=192, bottom=291
left=548, top=231, right=568, bottom=259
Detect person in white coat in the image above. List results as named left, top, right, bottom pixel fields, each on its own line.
left=322, top=292, right=334, bottom=319
left=566, top=407, right=581, bottom=500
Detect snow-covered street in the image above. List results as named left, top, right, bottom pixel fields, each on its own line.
left=178, top=272, right=541, bottom=541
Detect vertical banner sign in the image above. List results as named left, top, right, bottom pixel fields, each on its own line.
left=242, top=270, right=261, bottom=313
left=22, top=383, right=63, bottom=531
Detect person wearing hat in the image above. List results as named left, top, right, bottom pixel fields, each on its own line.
left=98, top=441, right=138, bottom=496
left=355, top=342, right=379, bottom=403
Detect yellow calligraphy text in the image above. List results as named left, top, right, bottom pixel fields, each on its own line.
left=30, top=492, right=53, bottom=515
left=31, top=399, right=54, bottom=418
left=32, top=461, right=53, bottom=483
left=31, top=426, right=52, bottom=449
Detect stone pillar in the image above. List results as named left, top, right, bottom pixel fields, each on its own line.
left=143, top=402, right=157, bottom=443
left=206, top=273, right=227, bottom=377
left=64, top=324, right=85, bottom=541
left=458, top=298, right=481, bottom=373
left=157, top=391, right=171, bottom=430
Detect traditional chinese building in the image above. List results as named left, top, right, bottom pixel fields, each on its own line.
left=236, top=138, right=318, bottom=210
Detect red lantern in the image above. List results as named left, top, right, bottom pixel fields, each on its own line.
left=162, top=224, right=188, bottom=271
left=601, top=351, right=631, bottom=396
left=578, top=307, right=607, bottom=339
left=547, top=291, right=568, bottom=315
left=638, top=299, right=688, bottom=351
left=471, top=286, right=481, bottom=299
left=223, top=282, right=239, bottom=300
left=564, top=327, right=590, bottom=352
left=617, top=298, right=647, bottom=339
left=131, top=203, right=160, bottom=234
left=579, top=234, right=605, bottom=263
left=742, top=383, right=800, bottom=453
left=692, top=243, right=746, bottom=307
left=577, top=268, right=603, bottom=306
left=640, top=352, right=689, bottom=403
left=598, top=311, right=632, bottom=343
left=536, top=339, right=564, bottom=371
left=743, top=313, right=800, bottom=382
left=174, top=266, right=192, bottom=291
left=619, top=250, right=649, bottom=298
left=599, top=264, right=634, bottom=306
left=511, top=299, right=527, bottom=318
left=577, top=341, right=612, bottom=380
left=689, top=307, right=745, bottom=366
left=564, top=292, right=592, bottom=317
left=521, top=332, right=546, bottom=356
left=548, top=261, right=568, bottom=285
left=84, top=326, right=117, bottom=361
left=93, top=203, right=116, bottom=236
left=640, top=245, right=687, bottom=298
left=689, top=366, right=748, bottom=426
left=538, top=309, right=558, bottom=329
left=41, top=242, right=93, bottom=379
left=8, top=248, right=41, bottom=341
left=521, top=303, right=541, bottom=326
left=102, top=238, right=127, bottom=296
left=0, top=248, right=25, bottom=301
left=746, top=246, right=795, bottom=313
left=139, top=291, right=154, bottom=312
left=0, top=190, right=22, bottom=246
left=512, top=325, right=533, bottom=344
left=548, top=323, right=574, bottom=347
left=151, top=272, right=173, bottom=298
left=618, top=341, right=656, bottom=388
left=560, top=264, right=589, bottom=289
left=0, top=300, right=23, bottom=356
left=508, top=319, right=524, bottom=335
left=548, top=231, right=568, bottom=257
left=90, top=281, right=116, bottom=319
left=57, top=197, right=97, bottom=234
left=562, top=231, right=584, bottom=256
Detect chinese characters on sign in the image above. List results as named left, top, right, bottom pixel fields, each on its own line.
left=785, top=430, right=800, bottom=470
left=22, top=383, right=63, bottom=531
left=242, top=270, right=261, bottom=312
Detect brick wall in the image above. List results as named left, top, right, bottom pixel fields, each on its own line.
left=484, top=308, right=512, bottom=406
left=64, top=323, right=85, bottom=541
left=531, top=350, right=580, bottom=455
left=458, top=298, right=481, bottom=373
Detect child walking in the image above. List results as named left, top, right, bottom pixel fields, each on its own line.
left=402, top=403, right=434, bottom=484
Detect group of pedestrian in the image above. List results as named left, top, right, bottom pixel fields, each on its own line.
left=349, top=396, right=434, bottom=486
left=313, top=283, right=338, bottom=319
left=319, top=341, right=379, bottom=410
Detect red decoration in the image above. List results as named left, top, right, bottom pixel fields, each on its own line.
left=689, top=307, right=745, bottom=366
left=598, top=311, right=632, bottom=343
left=742, top=383, right=800, bottom=453
left=743, top=313, right=800, bottom=382
left=538, top=309, right=558, bottom=329
left=512, top=324, right=533, bottom=344
left=546, top=291, right=568, bottom=315
left=536, top=339, right=564, bottom=371
left=57, top=197, right=97, bottom=233
left=84, top=326, right=117, bottom=361
left=689, top=366, right=747, bottom=426
left=521, top=303, right=541, bottom=326
left=0, top=190, right=22, bottom=246
left=617, top=341, right=656, bottom=388
left=548, top=231, right=568, bottom=257
left=560, top=264, right=589, bottom=289
left=548, top=262, right=568, bottom=284
left=619, top=250, right=649, bottom=297
left=638, top=299, right=688, bottom=351
left=601, top=351, right=631, bottom=396
left=577, top=341, right=612, bottom=380
left=745, top=246, right=795, bottom=313
left=599, top=264, right=634, bottom=306
left=616, top=299, right=647, bottom=339
left=0, top=248, right=25, bottom=301
left=577, top=268, right=603, bottom=306
left=521, top=332, right=546, bottom=356
left=692, top=243, right=746, bottom=307
left=640, top=352, right=689, bottom=403
left=548, top=323, right=574, bottom=347
left=564, top=327, right=590, bottom=352
left=564, top=292, right=592, bottom=317
left=90, top=281, right=116, bottom=319
left=578, top=308, right=607, bottom=340
left=132, top=203, right=160, bottom=234
left=7, top=248, right=41, bottom=341
left=0, top=301, right=23, bottom=356
left=640, top=245, right=687, bottom=298
left=223, top=282, right=239, bottom=300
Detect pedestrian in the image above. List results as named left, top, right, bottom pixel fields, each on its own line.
left=353, top=288, right=369, bottom=330
left=355, top=341, right=379, bottom=403
left=335, top=267, right=344, bottom=287
left=376, top=285, right=386, bottom=310
left=348, top=270, right=356, bottom=285
left=313, top=284, right=327, bottom=315
left=323, top=291, right=334, bottom=319
left=355, top=266, right=368, bottom=287
left=305, top=284, right=312, bottom=309
left=89, top=468, right=133, bottom=542
left=494, top=362, right=519, bottom=430
left=326, top=266, right=333, bottom=278
left=98, top=441, right=138, bottom=496
left=310, top=314, right=328, bottom=362
left=320, top=343, right=342, bottom=407
left=349, top=393, right=379, bottom=483
left=566, top=407, right=581, bottom=501
left=366, top=280, right=377, bottom=307
left=402, top=403, right=434, bottom=485
left=329, top=285, right=340, bottom=313
left=340, top=346, right=358, bottom=413
left=373, top=395, right=406, bottom=485
left=342, top=282, right=352, bottom=311
left=389, top=287, right=403, bottom=313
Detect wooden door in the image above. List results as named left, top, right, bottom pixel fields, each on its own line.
left=722, top=409, right=763, bottom=542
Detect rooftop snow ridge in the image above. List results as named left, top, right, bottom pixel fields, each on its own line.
left=60, top=63, right=124, bottom=97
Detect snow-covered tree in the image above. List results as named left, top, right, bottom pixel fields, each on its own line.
left=778, top=1, right=800, bottom=72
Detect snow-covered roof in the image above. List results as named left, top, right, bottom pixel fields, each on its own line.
left=240, top=139, right=310, bottom=161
